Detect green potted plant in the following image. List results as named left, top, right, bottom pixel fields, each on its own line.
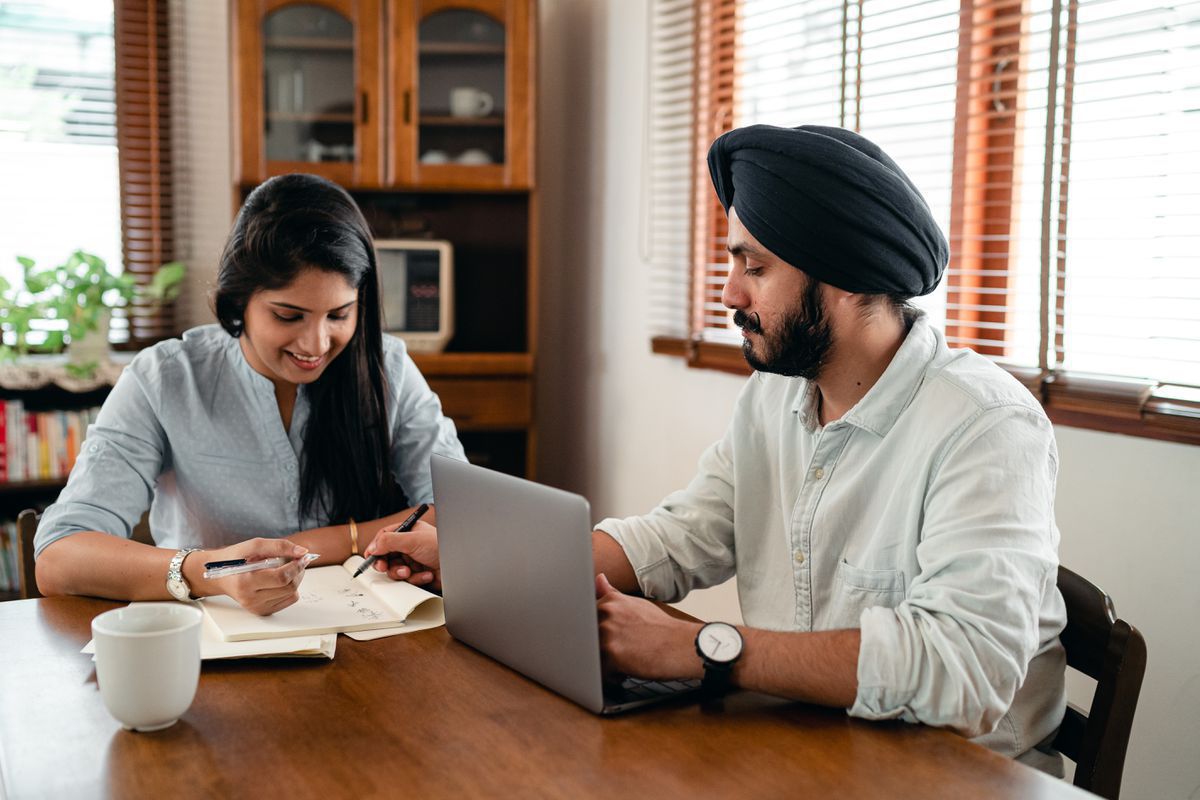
left=0, top=250, right=185, bottom=376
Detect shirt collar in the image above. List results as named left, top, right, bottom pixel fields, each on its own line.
left=226, top=332, right=277, bottom=397
left=793, top=312, right=939, bottom=437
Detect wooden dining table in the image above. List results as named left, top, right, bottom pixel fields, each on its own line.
left=0, top=597, right=1090, bottom=799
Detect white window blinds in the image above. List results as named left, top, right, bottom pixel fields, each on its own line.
left=1053, top=1, right=1200, bottom=387
left=648, top=0, right=1200, bottom=404
left=644, top=0, right=696, bottom=340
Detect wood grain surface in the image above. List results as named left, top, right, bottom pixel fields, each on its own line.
left=0, top=597, right=1089, bottom=799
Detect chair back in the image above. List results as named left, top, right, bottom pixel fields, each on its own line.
left=16, top=509, right=42, bottom=599
left=1053, top=566, right=1147, bottom=800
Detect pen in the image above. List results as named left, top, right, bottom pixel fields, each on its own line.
left=203, top=552, right=319, bottom=579
left=351, top=503, right=430, bottom=578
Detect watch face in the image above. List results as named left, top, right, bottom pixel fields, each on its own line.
left=698, top=622, right=742, bottom=664
left=166, top=578, right=190, bottom=602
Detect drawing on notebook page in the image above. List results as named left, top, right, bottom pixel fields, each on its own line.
left=200, top=556, right=445, bottom=641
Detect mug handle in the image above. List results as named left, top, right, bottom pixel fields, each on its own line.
left=477, top=91, right=494, bottom=117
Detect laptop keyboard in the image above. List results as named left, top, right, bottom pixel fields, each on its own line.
left=607, top=676, right=702, bottom=703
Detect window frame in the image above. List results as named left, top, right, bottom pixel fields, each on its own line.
left=650, top=0, right=1200, bottom=447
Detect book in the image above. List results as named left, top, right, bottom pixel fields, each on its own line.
left=83, top=607, right=338, bottom=661
left=200, top=556, right=444, bottom=642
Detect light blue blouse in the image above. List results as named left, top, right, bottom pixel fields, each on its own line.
left=35, top=325, right=465, bottom=555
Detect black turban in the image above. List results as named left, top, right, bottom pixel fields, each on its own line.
left=707, top=124, right=948, bottom=297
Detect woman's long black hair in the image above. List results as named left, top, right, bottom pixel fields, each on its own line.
left=213, top=173, right=394, bottom=524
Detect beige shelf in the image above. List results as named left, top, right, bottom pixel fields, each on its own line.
left=419, top=115, right=504, bottom=127
left=419, top=42, right=504, bottom=56
left=267, top=112, right=355, bottom=123
left=265, top=37, right=352, bottom=51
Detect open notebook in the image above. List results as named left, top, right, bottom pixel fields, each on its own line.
left=83, top=608, right=338, bottom=661
left=200, top=555, right=444, bottom=642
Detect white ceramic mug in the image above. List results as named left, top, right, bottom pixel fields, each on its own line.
left=91, top=603, right=202, bottom=732
left=449, top=87, right=494, bottom=118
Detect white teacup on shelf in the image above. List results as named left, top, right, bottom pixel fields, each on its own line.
left=457, top=148, right=494, bottom=166
left=420, top=150, right=450, bottom=164
left=449, top=87, right=494, bottom=118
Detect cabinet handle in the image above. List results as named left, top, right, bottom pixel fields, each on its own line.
left=403, top=90, right=411, bottom=125
left=361, top=91, right=368, bottom=124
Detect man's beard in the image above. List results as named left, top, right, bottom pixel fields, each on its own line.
left=733, top=279, right=833, bottom=379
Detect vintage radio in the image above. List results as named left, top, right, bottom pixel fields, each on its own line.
left=375, top=239, right=454, bottom=353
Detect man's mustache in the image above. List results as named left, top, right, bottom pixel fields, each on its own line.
left=733, top=309, right=762, bottom=334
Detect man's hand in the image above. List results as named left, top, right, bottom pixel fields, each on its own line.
left=595, top=573, right=703, bottom=681
left=194, top=538, right=310, bottom=616
left=362, top=520, right=441, bottom=590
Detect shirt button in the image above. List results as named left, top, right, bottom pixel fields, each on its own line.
left=285, top=462, right=296, bottom=472
left=812, top=467, right=825, bottom=480
left=287, top=493, right=297, bottom=503
left=794, top=549, right=805, bottom=565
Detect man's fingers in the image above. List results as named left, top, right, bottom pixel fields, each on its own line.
left=363, top=530, right=414, bottom=559
left=595, top=572, right=618, bottom=599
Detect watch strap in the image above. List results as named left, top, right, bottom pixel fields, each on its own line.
left=700, top=659, right=735, bottom=694
left=167, top=548, right=201, bottom=601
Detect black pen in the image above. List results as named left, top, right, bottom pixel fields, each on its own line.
left=351, top=503, right=430, bottom=578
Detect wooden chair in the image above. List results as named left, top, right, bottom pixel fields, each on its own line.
left=17, top=509, right=153, bottom=600
left=16, top=509, right=42, bottom=599
left=1053, top=566, right=1147, bottom=800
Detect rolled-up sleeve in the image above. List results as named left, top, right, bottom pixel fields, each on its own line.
left=850, top=404, right=1060, bottom=737
left=34, top=369, right=166, bottom=557
left=388, top=349, right=466, bottom=506
left=596, top=430, right=738, bottom=602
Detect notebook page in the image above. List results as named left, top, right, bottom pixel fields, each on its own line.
left=202, top=565, right=405, bottom=641
left=340, top=556, right=445, bottom=639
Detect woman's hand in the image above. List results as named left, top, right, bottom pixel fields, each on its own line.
left=362, top=520, right=441, bottom=590
left=193, top=538, right=311, bottom=616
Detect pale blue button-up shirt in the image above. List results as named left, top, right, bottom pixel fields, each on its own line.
left=597, top=314, right=1066, bottom=770
left=35, top=325, right=465, bottom=554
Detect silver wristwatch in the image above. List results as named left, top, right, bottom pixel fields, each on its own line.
left=166, top=548, right=201, bottom=601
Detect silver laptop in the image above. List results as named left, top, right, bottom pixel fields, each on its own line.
left=431, top=455, right=702, bottom=714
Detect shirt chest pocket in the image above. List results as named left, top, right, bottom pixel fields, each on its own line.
left=825, top=559, right=906, bottom=630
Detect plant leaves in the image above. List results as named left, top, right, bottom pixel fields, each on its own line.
left=65, top=360, right=98, bottom=379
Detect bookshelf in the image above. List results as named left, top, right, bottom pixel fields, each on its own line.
left=0, top=360, right=121, bottom=600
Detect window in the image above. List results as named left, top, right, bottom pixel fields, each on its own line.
left=647, top=0, right=1200, bottom=444
left=0, top=0, right=179, bottom=349
left=0, top=3, right=121, bottom=290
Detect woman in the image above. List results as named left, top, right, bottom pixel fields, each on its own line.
left=34, top=173, right=465, bottom=614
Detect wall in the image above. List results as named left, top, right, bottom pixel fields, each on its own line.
left=535, top=2, right=1200, bottom=799
left=172, top=0, right=233, bottom=331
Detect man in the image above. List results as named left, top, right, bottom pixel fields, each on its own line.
left=368, top=125, right=1067, bottom=772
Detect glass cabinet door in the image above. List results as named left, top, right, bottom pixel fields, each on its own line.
left=417, top=9, right=506, bottom=172
left=263, top=6, right=356, bottom=165
left=236, top=0, right=383, bottom=186
left=393, top=0, right=532, bottom=188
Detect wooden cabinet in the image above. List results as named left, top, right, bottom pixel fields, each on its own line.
left=232, top=0, right=538, bottom=476
left=233, top=0, right=534, bottom=190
